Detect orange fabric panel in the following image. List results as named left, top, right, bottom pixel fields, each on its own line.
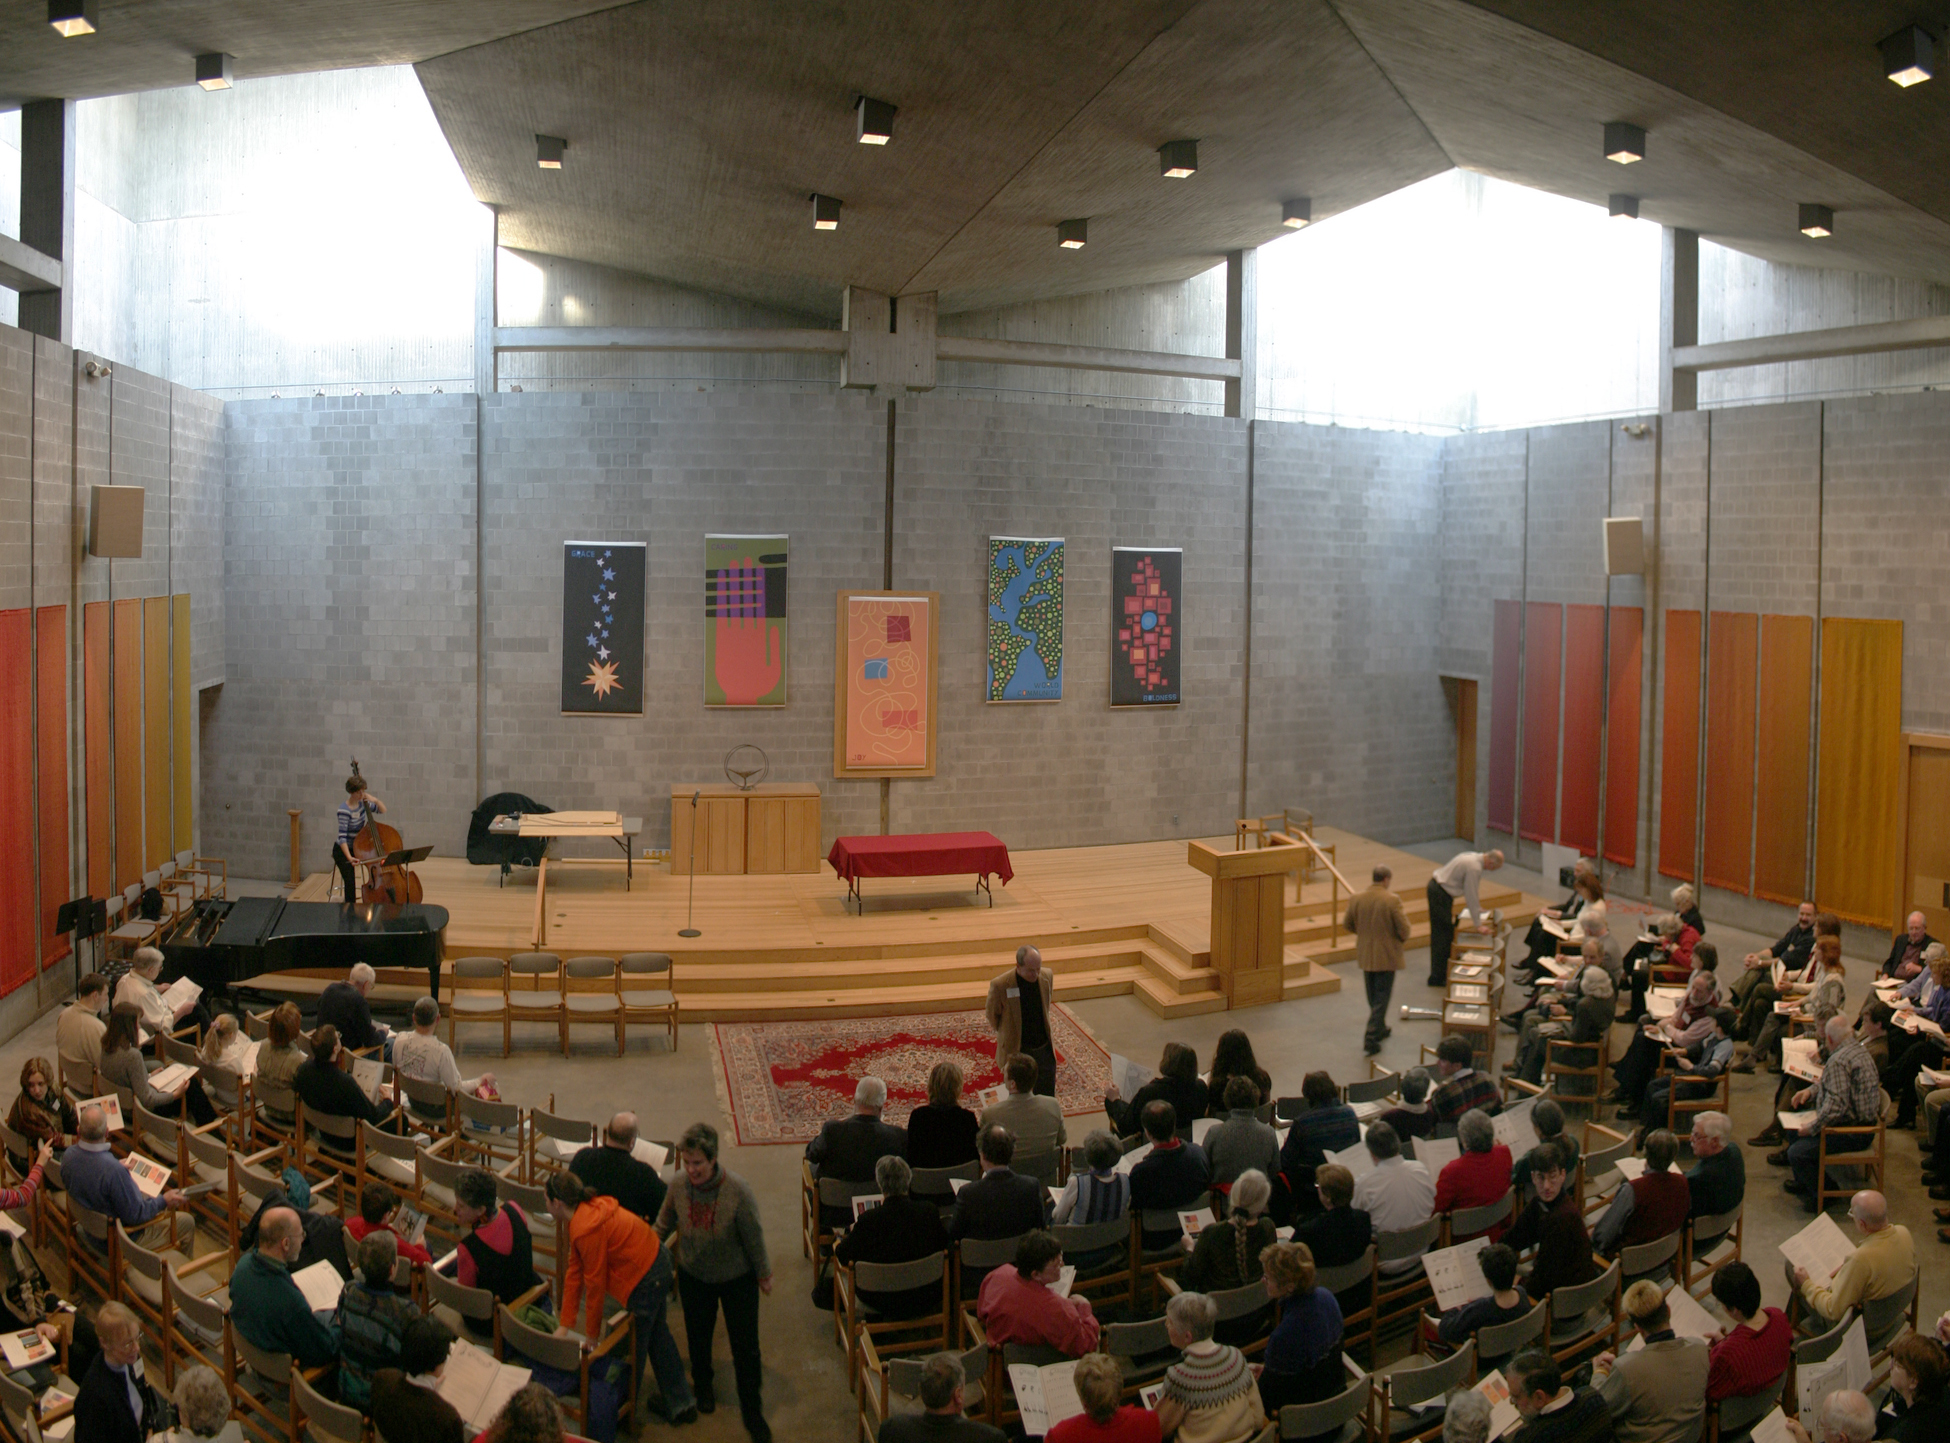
left=36, top=607, right=71, bottom=969
left=172, top=595, right=192, bottom=854
left=1603, top=607, right=1644, bottom=868
left=1754, top=615, right=1815, bottom=905
left=1658, top=610, right=1703, bottom=882
left=0, top=610, right=33, bottom=994
left=113, top=598, right=143, bottom=893
left=1702, top=612, right=1759, bottom=895
left=83, top=602, right=111, bottom=900
left=1487, top=601, right=1521, bottom=833
left=1520, top=603, right=1562, bottom=842
left=1558, top=605, right=1606, bottom=854
left=1816, top=618, right=1904, bottom=925
left=143, top=595, right=170, bottom=872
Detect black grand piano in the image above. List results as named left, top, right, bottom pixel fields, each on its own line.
left=164, top=897, right=448, bottom=1001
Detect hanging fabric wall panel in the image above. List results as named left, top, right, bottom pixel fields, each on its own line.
left=36, top=606, right=70, bottom=970
left=83, top=602, right=110, bottom=900
left=1520, top=603, right=1562, bottom=842
left=1753, top=615, right=1814, bottom=906
left=1603, top=607, right=1644, bottom=868
left=1702, top=612, right=1759, bottom=895
left=1558, top=604, right=1606, bottom=854
left=0, top=610, right=35, bottom=996
left=1815, top=618, right=1904, bottom=925
left=112, top=598, right=143, bottom=892
left=1487, top=600, right=1521, bottom=834
left=1658, top=610, right=1704, bottom=882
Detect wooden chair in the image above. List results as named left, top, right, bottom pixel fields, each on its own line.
left=251, top=1072, right=302, bottom=1154
left=529, top=1104, right=598, bottom=1183
left=909, top=1160, right=980, bottom=1216
left=1051, top=1218, right=1134, bottom=1306
left=1160, top=1274, right=1276, bottom=1355
left=104, top=883, right=162, bottom=960
left=1442, top=1188, right=1514, bottom=1246
left=1102, top=1314, right=1175, bottom=1400
left=454, top=1090, right=526, bottom=1173
left=232, top=1329, right=329, bottom=1443
left=1369, top=1340, right=1473, bottom=1443
left=398, top=1072, right=455, bottom=1133
left=0, top=1357, right=75, bottom=1443
left=1253, top=1359, right=1373, bottom=1443
left=1577, top=1123, right=1634, bottom=1216
left=1784, top=1308, right=1856, bottom=1408
left=804, top=1168, right=884, bottom=1280
left=952, top=1234, right=1026, bottom=1329
left=497, top=1171, right=561, bottom=1293
left=415, top=1148, right=477, bottom=1250
left=232, top=1152, right=338, bottom=1258
left=1316, top=1246, right=1377, bottom=1363
left=1472, top=1296, right=1548, bottom=1373
left=1655, top=1047, right=1732, bottom=1135
left=497, top=1300, right=636, bottom=1440
left=1684, top=1203, right=1743, bottom=1292
left=1344, top=1073, right=1400, bottom=1106
left=1862, top=1273, right=1920, bottom=1387
left=562, top=956, right=624, bottom=1055
left=506, top=952, right=564, bottom=1049
left=620, top=952, right=680, bottom=1051
left=294, top=1366, right=365, bottom=1443
left=1544, top=1258, right=1621, bottom=1366
left=175, top=847, right=227, bottom=902
left=1372, top=1217, right=1442, bottom=1340
left=834, top=1252, right=951, bottom=1395
left=117, top=1219, right=223, bottom=1388
left=1814, top=1119, right=1885, bottom=1210
left=1132, top=1194, right=1208, bottom=1307
left=62, top=1189, right=120, bottom=1302
left=1613, top=1231, right=1681, bottom=1292
left=294, top=1097, right=368, bottom=1211
left=449, top=957, right=512, bottom=1057
left=857, top=1337, right=987, bottom=1442
left=165, top=1264, right=235, bottom=1397
left=1707, top=1370, right=1786, bottom=1443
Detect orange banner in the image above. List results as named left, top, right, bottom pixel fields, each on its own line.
left=83, top=602, right=111, bottom=899
left=113, top=597, right=143, bottom=892
left=843, top=595, right=931, bottom=770
left=37, top=607, right=70, bottom=969
left=1816, top=618, right=1903, bottom=924
left=1754, top=615, right=1814, bottom=905
left=1520, top=603, right=1562, bottom=843
left=1702, top=612, right=1759, bottom=895
left=1658, top=610, right=1703, bottom=882
left=1558, top=605, right=1606, bottom=853
left=1603, top=607, right=1643, bottom=868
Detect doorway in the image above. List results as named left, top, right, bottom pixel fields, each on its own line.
left=1898, top=734, right=1950, bottom=937
left=1444, top=677, right=1478, bottom=840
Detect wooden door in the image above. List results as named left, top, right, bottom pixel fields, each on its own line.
left=1902, top=742, right=1950, bottom=937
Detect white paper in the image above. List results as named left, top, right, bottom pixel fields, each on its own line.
left=1191, top=1116, right=1219, bottom=1144
left=123, top=1153, right=172, bottom=1198
left=393, top=1203, right=429, bottom=1246
left=238, top=1038, right=263, bottom=1078
left=1540, top=955, right=1579, bottom=980
left=292, top=1259, right=346, bottom=1312
left=1351, top=1098, right=1390, bottom=1122
left=632, top=1137, right=669, bottom=1168
left=438, top=1338, right=533, bottom=1431
left=1613, top=1157, right=1648, bottom=1182
left=1444, top=1004, right=1489, bottom=1026
left=1776, top=1110, right=1819, bottom=1134
left=1780, top=1210, right=1855, bottom=1284
left=1450, top=983, right=1489, bottom=1003
left=1179, top=1208, right=1215, bottom=1240
left=1109, top=1054, right=1155, bottom=1103
left=76, top=1094, right=124, bottom=1132
left=1920, top=1066, right=1950, bottom=1089
left=1327, top=1139, right=1375, bottom=1181
left=1473, top=1370, right=1522, bottom=1442
left=1796, top=1316, right=1869, bottom=1431
left=160, top=977, right=203, bottom=1011
left=1647, top=988, right=1686, bottom=1021
left=1050, top=1265, right=1077, bottom=1299
left=0, top=1330, right=52, bottom=1370
left=1540, top=917, right=1571, bottom=941
left=851, top=1193, right=884, bottom=1221
left=980, top=1083, right=1010, bottom=1108
left=1422, top=1236, right=1492, bottom=1311
left=949, top=1176, right=971, bottom=1194
left=147, top=1062, right=197, bottom=1093
left=349, top=1055, right=387, bottom=1102
left=1748, top=1409, right=1794, bottom=1443
left=1112, top=1142, right=1153, bottom=1176
left=1413, top=1136, right=1461, bottom=1174
left=1781, top=1038, right=1824, bottom=1084
left=1008, top=1360, right=1084, bottom=1438
left=1491, top=1096, right=1537, bottom=1152
left=1139, top=1383, right=1165, bottom=1410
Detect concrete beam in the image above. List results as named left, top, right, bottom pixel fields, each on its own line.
left=1224, top=247, right=1258, bottom=419
left=1659, top=226, right=1699, bottom=413
left=474, top=206, right=498, bottom=396
left=492, top=325, right=846, bottom=355
left=934, top=335, right=1241, bottom=381
left=0, top=233, right=62, bottom=294
left=1672, top=313, right=1950, bottom=372
left=18, top=98, right=75, bottom=343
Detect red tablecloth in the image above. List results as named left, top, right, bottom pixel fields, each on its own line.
left=827, top=832, right=1014, bottom=885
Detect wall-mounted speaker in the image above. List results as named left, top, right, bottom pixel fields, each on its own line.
left=87, top=484, right=145, bottom=559
left=1604, top=516, right=1644, bottom=576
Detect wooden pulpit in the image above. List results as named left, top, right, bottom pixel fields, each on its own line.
left=1186, top=840, right=1293, bottom=1009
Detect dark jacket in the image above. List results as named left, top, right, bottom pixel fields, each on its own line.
left=836, top=1194, right=952, bottom=1317
left=294, top=1054, right=392, bottom=1128
left=904, top=1104, right=980, bottom=1168
left=1685, top=1145, right=1745, bottom=1220
left=1883, top=930, right=1940, bottom=979
left=317, top=980, right=384, bottom=1052
left=1129, top=1140, right=1211, bottom=1248
left=570, top=1143, right=669, bottom=1222
left=948, top=1166, right=1050, bottom=1240
left=71, top=1353, right=164, bottom=1443
left=1204, top=1063, right=1274, bottom=1117
left=877, top=1412, right=1008, bottom=1443
left=1505, top=1190, right=1597, bottom=1302
left=1105, top=1075, right=1208, bottom=1139
left=1770, top=923, right=1816, bottom=975
left=1291, top=1205, right=1373, bottom=1271
left=371, top=1368, right=466, bottom=1443
left=807, top=1113, right=908, bottom=1181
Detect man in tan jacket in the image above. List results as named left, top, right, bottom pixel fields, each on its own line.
left=985, top=946, right=1057, bottom=1095
left=1345, top=865, right=1410, bottom=1057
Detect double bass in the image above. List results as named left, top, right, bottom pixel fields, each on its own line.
left=347, top=757, right=423, bottom=905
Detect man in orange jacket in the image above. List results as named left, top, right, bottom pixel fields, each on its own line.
left=546, top=1171, right=696, bottom=1425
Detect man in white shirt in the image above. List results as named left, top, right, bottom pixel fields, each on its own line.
left=1347, top=1122, right=1434, bottom=1274
left=115, top=946, right=205, bottom=1039
left=390, top=997, right=493, bottom=1111
left=1427, top=850, right=1503, bottom=986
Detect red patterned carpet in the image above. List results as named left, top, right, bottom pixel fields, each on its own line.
left=710, top=1006, right=1113, bottom=1145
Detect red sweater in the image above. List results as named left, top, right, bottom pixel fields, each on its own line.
left=1434, top=1146, right=1512, bottom=1239
left=347, top=1215, right=434, bottom=1267
left=1707, top=1308, right=1792, bottom=1401
left=1617, top=1172, right=1691, bottom=1250
left=1047, top=1407, right=1161, bottom=1443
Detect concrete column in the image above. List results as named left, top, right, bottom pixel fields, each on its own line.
left=1224, top=247, right=1258, bottom=420
left=1659, top=226, right=1698, bottom=413
left=473, top=204, right=498, bottom=396
left=18, top=99, right=76, bottom=343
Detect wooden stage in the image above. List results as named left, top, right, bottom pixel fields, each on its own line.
left=269, top=829, right=1544, bottom=1023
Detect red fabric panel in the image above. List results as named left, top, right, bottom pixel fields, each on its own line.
left=1520, top=603, right=1563, bottom=843
left=36, top=607, right=70, bottom=970
left=1558, top=604, right=1606, bottom=854
left=1487, top=601, right=1521, bottom=834
left=0, top=610, right=34, bottom=996
left=83, top=602, right=111, bottom=900
left=827, top=832, right=1014, bottom=884
left=112, top=598, right=143, bottom=892
left=1659, top=610, right=1704, bottom=882
left=1603, top=607, right=1644, bottom=869
left=1753, top=615, right=1814, bottom=905
left=1703, top=613, right=1760, bottom=895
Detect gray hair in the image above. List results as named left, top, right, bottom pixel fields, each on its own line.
left=358, top=1229, right=398, bottom=1286
left=412, top=996, right=440, bottom=1028
left=77, top=1104, right=107, bottom=1142
left=918, top=1352, right=964, bottom=1411
left=133, top=945, right=165, bottom=976
left=1400, top=1067, right=1432, bottom=1105
left=1825, top=1013, right=1855, bottom=1047
left=1229, top=1168, right=1272, bottom=1218
left=875, top=1154, right=912, bottom=1197
left=1457, top=1110, right=1496, bottom=1155
left=856, top=1076, right=888, bottom=1111
left=350, top=962, right=376, bottom=988
left=1581, top=966, right=1614, bottom=1000
left=1083, top=1129, right=1122, bottom=1173
left=1695, top=1111, right=1732, bottom=1143
left=1581, top=914, right=1607, bottom=937
left=1925, top=942, right=1948, bottom=968
left=174, top=1365, right=233, bottom=1437
left=1818, top=1390, right=1875, bottom=1442
left=1442, top=1389, right=1493, bottom=1443
left=1670, top=884, right=1695, bottom=910
left=1165, top=1289, right=1218, bottom=1342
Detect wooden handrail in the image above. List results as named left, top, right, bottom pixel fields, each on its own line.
left=1272, top=830, right=1355, bottom=896
left=1267, top=829, right=1354, bottom=947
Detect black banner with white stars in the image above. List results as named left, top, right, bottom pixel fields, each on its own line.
left=560, top=541, right=646, bottom=715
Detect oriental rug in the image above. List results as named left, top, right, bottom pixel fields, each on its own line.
left=709, top=1005, right=1113, bottom=1146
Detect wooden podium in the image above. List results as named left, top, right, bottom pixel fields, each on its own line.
left=670, top=784, right=822, bottom=875
left=1186, top=840, right=1293, bottom=1009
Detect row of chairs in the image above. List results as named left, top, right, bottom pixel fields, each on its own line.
left=447, top=952, right=678, bottom=1056
left=101, top=849, right=229, bottom=961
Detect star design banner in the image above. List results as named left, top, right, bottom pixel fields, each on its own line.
left=560, top=540, right=646, bottom=715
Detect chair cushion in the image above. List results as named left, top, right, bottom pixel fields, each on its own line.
left=622, top=990, right=676, bottom=1008
left=510, top=992, right=564, bottom=1009
left=565, top=996, right=622, bottom=1014
left=451, top=997, right=507, bottom=1014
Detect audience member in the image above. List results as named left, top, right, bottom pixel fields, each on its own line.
left=1886, top=952, right=1950, bottom=1129
left=1129, top=1102, right=1212, bottom=1248
left=453, top=1166, right=544, bottom=1323
left=1878, top=1333, right=1950, bottom=1442
left=1592, top=1129, right=1690, bottom=1256
left=1442, top=1392, right=1494, bottom=1443
left=976, top=1230, right=1099, bottom=1355
left=165, top=1365, right=245, bottom=1443
left=1256, top=1241, right=1343, bottom=1413
left=1155, top=1290, right=1265, bottom=1443
left=1883, top=911, right=1938, bottom=982
left=950, top=1125, right=1050, bottom=1240
left=195, top=1012, right=253, bottom=1109
left=1623, top=886, right=1704, bottom=1018
left=1105, top=1043, right=1208, bottom=1139
left=1589, top=1280, right=1707, bottom=1443
left=1517, top=866, right=1601, bottom=972
left=1432, top=1243, right=1530, bottom=1354
left=229, top=1206, right=342, bottom=1366
left=115, top=945, right=212, bottom=1038
left=570, top=1110, right=668, bottom=1222
left=1277, top=1071, right=1357, bottom=1210
left=318, top=962, right=393, bottom=1057
left=1732, top=901, right=1816, bottom=1008
left=1684, top=1112, right=1745, bottom=1219
left=97, top=1002, right=218, bottom=1124
left=71, top=1302, right=163, bottom=1443
left=1045, top=1353, right=1158, bottom=1443
left=1053, top=1129, right=1130, bottom=1229
left=1433, top=1109, right=1512, bottom=1238
left=1778, top=1015, right=1883, bottom=1211
left=1346, top=864, right=1411, bottom=1056
left=1503, top=1349, right=1612, bottom=1443
left=1427, top=1036, right=1498, bottom=1123
left=62, top=1102, right=189, bottom=1250
left=1180, top=1169, right=1276, bottom=1294
left=1735, top=906, right=1829, bottom=1044
left=1204, top=1029, right=1274, bottom=1116
left=905, top=1061, right=979, bottom=1168
left=334, top=1229, right=419, bottom=1412
left=6, top=1056, right=74, bottom=1168
left=1632, top=1008, right=1735, bottom=1130
left=1788, top=1390, right=1874, bottom=1443
left=252, top=1001, right=308, bottom=1123
left=1426, top=848, right=1504, bottom=987
left=1503, top=1142, right=1596, bottom=1303
left=834, top=1155, right=952, bottom=1318
left=981, top=1053, right=1066, bottom=1169
left=1742, top=935, right=1845, bottom=1072
left=1348, top=1123, right=1434, bottom=1275
left=392, top=997, right=493, bottom=1104
left=1205, top=1077, right=1279, bottom=1186
left=1511, top=1099, right=1578, bottom=1196
left=1291, top=1164, right=1372, bottom=1275
left=483, top=1383, right=569, bottom=1443
left=55, top=973, right=108, bottom=1093
left=294, top=1022, right=400, bottom=1137
left=654, top=1122, right=773, bottom=1443
left=1793, top=1190, right=1914, bottom=1328
left=1704, top=1262, right=1790, bottom=1404
left=874, top=1352, right=1005, bottom=1443
left=808, top=1077, right=909, bottom=1221
left=349, top=1180, right=434, bottom=1266
left=371, top=1317, right=467, bottom=1443
left=1608, top=944, right=1721, bottom=1110
left=1510, top=956, right=1615, bottom=1086
left=1376, top=1068, right=1436, bottom=1142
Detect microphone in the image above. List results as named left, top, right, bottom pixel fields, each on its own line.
left=691, top=790, right=699, bottom=807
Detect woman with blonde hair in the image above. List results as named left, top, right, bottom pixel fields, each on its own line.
left=485, top=1383, right=568, bottom=1443
left=1046, top=1353, right=1160, bottom=1443
left=905, top=1060, right=978, bottom=1167
left=197, top=1013, right=253, bottom=1110
left=1254, top=1241, right=1343, bottom=1414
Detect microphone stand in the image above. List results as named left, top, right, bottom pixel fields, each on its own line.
left=678, top=790, right=702, bottom=937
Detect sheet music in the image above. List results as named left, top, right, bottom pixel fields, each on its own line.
left=980, top=1083, right=1010, bottom=1108
left=851, top=1193, right=884, bottom=1221
left=1780, top=1039, right=1823, bottom=1084
left=1327, top=1139, right=1374, bottom=1181
left=1008, top=1360, right=1084, bottom=1438
left=1473, top=1370, right=1521, bottom=1442
left=1795, top=1316, right=1868, bottom=1431
left=0, top=1330, right=52, bottom=1371
left=1050, top=1265, right=1077, bottom=1299
left=1540, top=916, right=1571, bottom=941
left=238, top=1038, right=263, bottom=1078
left=1413, top=1136, right=1461, bottom=1173
left=1776, top=1109, right=1819, bottom=1134
left=1351, top=1098, right=1390, bottom=1122
left=1110, top=1054, right=1156, bottom=1103
left=123, top=1153, right=172, bottom=1198
left=1113, top=1142, right=1153, bottom=1176
left=1422, top=1235, right=1492, bottom=1311
left=160, top=977, right=203, bottom=1011
left=438, top=1339, right=533, bottom=1430
left=632, top=1137, right=669, bottom=1168
left=1920, top=1065, right=1950, bottom=1089
left=1646, top=988, right=1686, bottom=1021
left=147, top=1062, right=197, bottom=1093
left=1491, top=1097, right=1537, bottom=1152
left=1780, top=1211, right=1856, bottom=1284
left=393, top=1203, right=429, bottom=1246
left=949, top=1176, right=971, bottom=1193
left=292, top=1259, right=346, bottom=1312
left=1540, top=956, right=1578, bottom=980
left=77, top=1095, right=124, bottom=1132
left=1444, top=1004, right=1489, bottom=1026
left=1449, top=983, right=1489, bottom=1003
left=1139, top=1383, right=1165, bottom=1410
left=1613, top=1157, right=1648, bottom=1182
left=349, top=1056, right=387, bottom=1102
left=1749, top=1409, right=1794, bottom=1443
left=1179, top=1208, right=1215, bottom=1240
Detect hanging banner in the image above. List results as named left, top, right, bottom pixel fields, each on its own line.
left=987, top=537, right=1064, bottom=702
left=561, top=541, right=646, bottom=716
left=704, top=534, right=788, bottom=706
left=1110, top=546, right=1182, bottom=707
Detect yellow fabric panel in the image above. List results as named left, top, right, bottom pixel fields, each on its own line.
left=172, top=594, right=191, bottom=855
left=143, top=595, right=170, bottom=873
left=1815, top=618, right=1904, bottom=925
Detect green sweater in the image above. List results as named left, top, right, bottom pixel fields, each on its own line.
left=655, top=1165, right=770, bottom=1284
left=229, top=1249, right=342, bottom=1368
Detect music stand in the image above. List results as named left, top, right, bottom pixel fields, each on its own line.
left=56, top=895, right=106, bottom=987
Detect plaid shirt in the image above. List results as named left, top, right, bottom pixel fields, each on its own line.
left=1429, top=1068, right=1499, bottom=1124
left=1811, top=1039, right=1882, bottom=1130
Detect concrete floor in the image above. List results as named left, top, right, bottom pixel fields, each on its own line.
left=14, top=851, right=1942, bottom=1441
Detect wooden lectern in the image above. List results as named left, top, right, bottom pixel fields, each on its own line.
left=1186, top=840, right=1293, bottom=1009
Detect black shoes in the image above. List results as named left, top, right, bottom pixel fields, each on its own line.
left=645, top=1398, right=700, bottom=1426
left=696, top=1384, right=717, bottom=1415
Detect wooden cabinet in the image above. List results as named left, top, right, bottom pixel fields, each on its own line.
left=670, top=784, right=821, bottom=875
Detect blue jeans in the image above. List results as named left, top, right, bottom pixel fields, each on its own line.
left=630, top=1247, right=694, bottom=1413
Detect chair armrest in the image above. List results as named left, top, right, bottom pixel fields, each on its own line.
left=180, top=1249, right=230, bottom=1279
left=1158, top=1275, right=1183, bottom=1297
left=240, top=1144, right=283, bottom=1168
left=513, top=1283, right=550, bottom=1310
left=961, top=1309, right=987, bottom=1347
left=189, top=1116, right=229, bottom=1140
left=425, top=1134, right=459, bottom=1158
left=590, top=1308, right=635, bottom=1358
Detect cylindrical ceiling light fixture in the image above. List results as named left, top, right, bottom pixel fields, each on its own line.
left=195, top=53, right=233, bottom=90
left=811, top=193, right=842, bottom=230
left=536, top=135, right=567, bottom=170
left=1881, top=24, right=1935, bottom=86
left=1798, top=203, right=1834, bottom=237
left=1157, top=139, right=1198, bottom=178
left=48, top=0, right=97, bottom=35
left=856, top=96, right=896, bottom=145
left=1608, top=193, right=1639, bottom=220
left=1603, top=121, right=1646, bottom=164
left=1056, top=218, right=1088, bottom=249
left=1281, top=198, right=1312, bottom=229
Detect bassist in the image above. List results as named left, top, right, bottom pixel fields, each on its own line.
left=335, top=775, right=387, bottom=904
